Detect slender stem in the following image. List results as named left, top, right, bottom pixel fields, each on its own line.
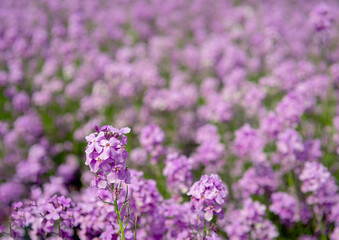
left=114, top=198, right=126, bottom=240
left=203, top=218, right=206, bottom=238
left=58, top=218, right=61, bottom=237
left=9, top=219, right=12, bottom=238
left=98, top=196, right=114, bottom=205
left=134, top=215, right=138, bottom=240
left=99, top=183, right=130, bottom=240
left=113, top=183, right=128, bottom=240
left=124, top=205, right=130, bottom=230
left=321, top=225, right=327, bottom=240
left=320, top=216, right=327, bottom=240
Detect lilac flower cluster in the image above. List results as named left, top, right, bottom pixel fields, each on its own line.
left=225, top=199, right=278, bottom=240
left=232, top=124, right=266, bottom=163
left=310, top=3, right=334, bottom=33
left=235, top=162, right=277, bottom=199
left=163, top=152, right=193, bottom=197
left=7, top=191, right=75, bottom=239
left=188, top=174, right=228, bottom=221
left=192, top=124, right=225, bottom=173
left=299, top=162, right=338, bottom=216
left=139, top=124, right=165, bottom=164
left=85, top=126, right=131, bottom=188
left=269, top=192, right=300, bottom=225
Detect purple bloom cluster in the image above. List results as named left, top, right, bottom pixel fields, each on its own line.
left=225, top=199, right=278, bottom=240
left=310, top=3, right=334, bottom=32
left=269, top=192, right=300, bottom=224
left=235, top=162, right=277, bottom=198
left=233, top=124, right=266, bottom=162
left=188, top=174, right=228, bottom=221
left=8, top=192, right=75, bottom=239
left=299, top=162, right=338, bottom=216
left=163, top=152, right=193, bottom=197
left=85, top=126, right=131, bottom=188
left=192, top=124, right=225, bottom=173
left=276, top=129, right=304, bottom=170
left=139, top=124, right=165, bottom=164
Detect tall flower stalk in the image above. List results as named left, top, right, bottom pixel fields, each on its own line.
left=85, top=125, right=137, bottom=239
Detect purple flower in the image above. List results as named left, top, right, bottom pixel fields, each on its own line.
left=187, top=174, right=228, bottom=221
left=130, top=147, right=148, bottom=165
left=12, top=92, right=30, bottom=112
left=14, top=113, right=43, bottom=143
left=299, top=162, right=338, bottom=215
left=57, top=196, right=71, bottom=208
left=163, top=152, right=193, bottom=197
left=331, top=227, right=339, bottom=240
left=85, top=125, right=131, bottom=185
left=85, top=132, right=104, bottom=156
left=139, top=123, right=165, bottom=163
left=225, top=199, right=278, bottom=240
left=198, top=94, right=233, bottom=123
left=235, top=162, right=277, bottom=198
left=206, top=232, right=221, bottom=240
left=0, top=182, right=24, bottom=204
left=192, top=124, right=225, bottom=172
left=129, top=170, right=163, bottom=215
left=45, top=204, right=62, bottom=221
left=276, top=129, right=304, bottom=169
left=107, top=162, right=131, bottom=184
left=232, top=124, right=265, bottom=160
left=300, top=162, right=331, bottom=193
left=98, top=137, right=120, bottom=160
left=91, top=172, right=108, bottom=189
left=275, top=92, right=305, bottom=128
left=100, top=226, right=115, bottom=240
left=269, top=192, right=299, bottom=224
left=260, top=112, right=283, bottom=140
left=310, top=3, right=334, bottom=32
left=195, top=124, right=220, bottom=144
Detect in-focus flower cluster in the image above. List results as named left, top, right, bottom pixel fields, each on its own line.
left=188, top=174, right=228, bottom=221
left=85, top=126, right=131, bottom=189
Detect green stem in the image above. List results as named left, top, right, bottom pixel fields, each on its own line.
left=134, top=215, right=138, bottom=240
left=99, top=183, right=128, bottom=240
left=9, top=219, right=12, bottom=238
left=320, top=216, right=328, bottom=240
left=203, top=218, right=206, bottom=238
left=58, top=218, right=61, bottom=237
left=97, top=196, right=114, bottom=205
left=123, top=205, right=130, bottom=230
left=114, top=199, right=126, bottom=240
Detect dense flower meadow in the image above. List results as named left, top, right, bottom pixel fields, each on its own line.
left=1, top=0, right=339, bottom=239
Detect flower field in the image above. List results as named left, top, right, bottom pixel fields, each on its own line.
left=0, top=0, right=339, bottom=239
